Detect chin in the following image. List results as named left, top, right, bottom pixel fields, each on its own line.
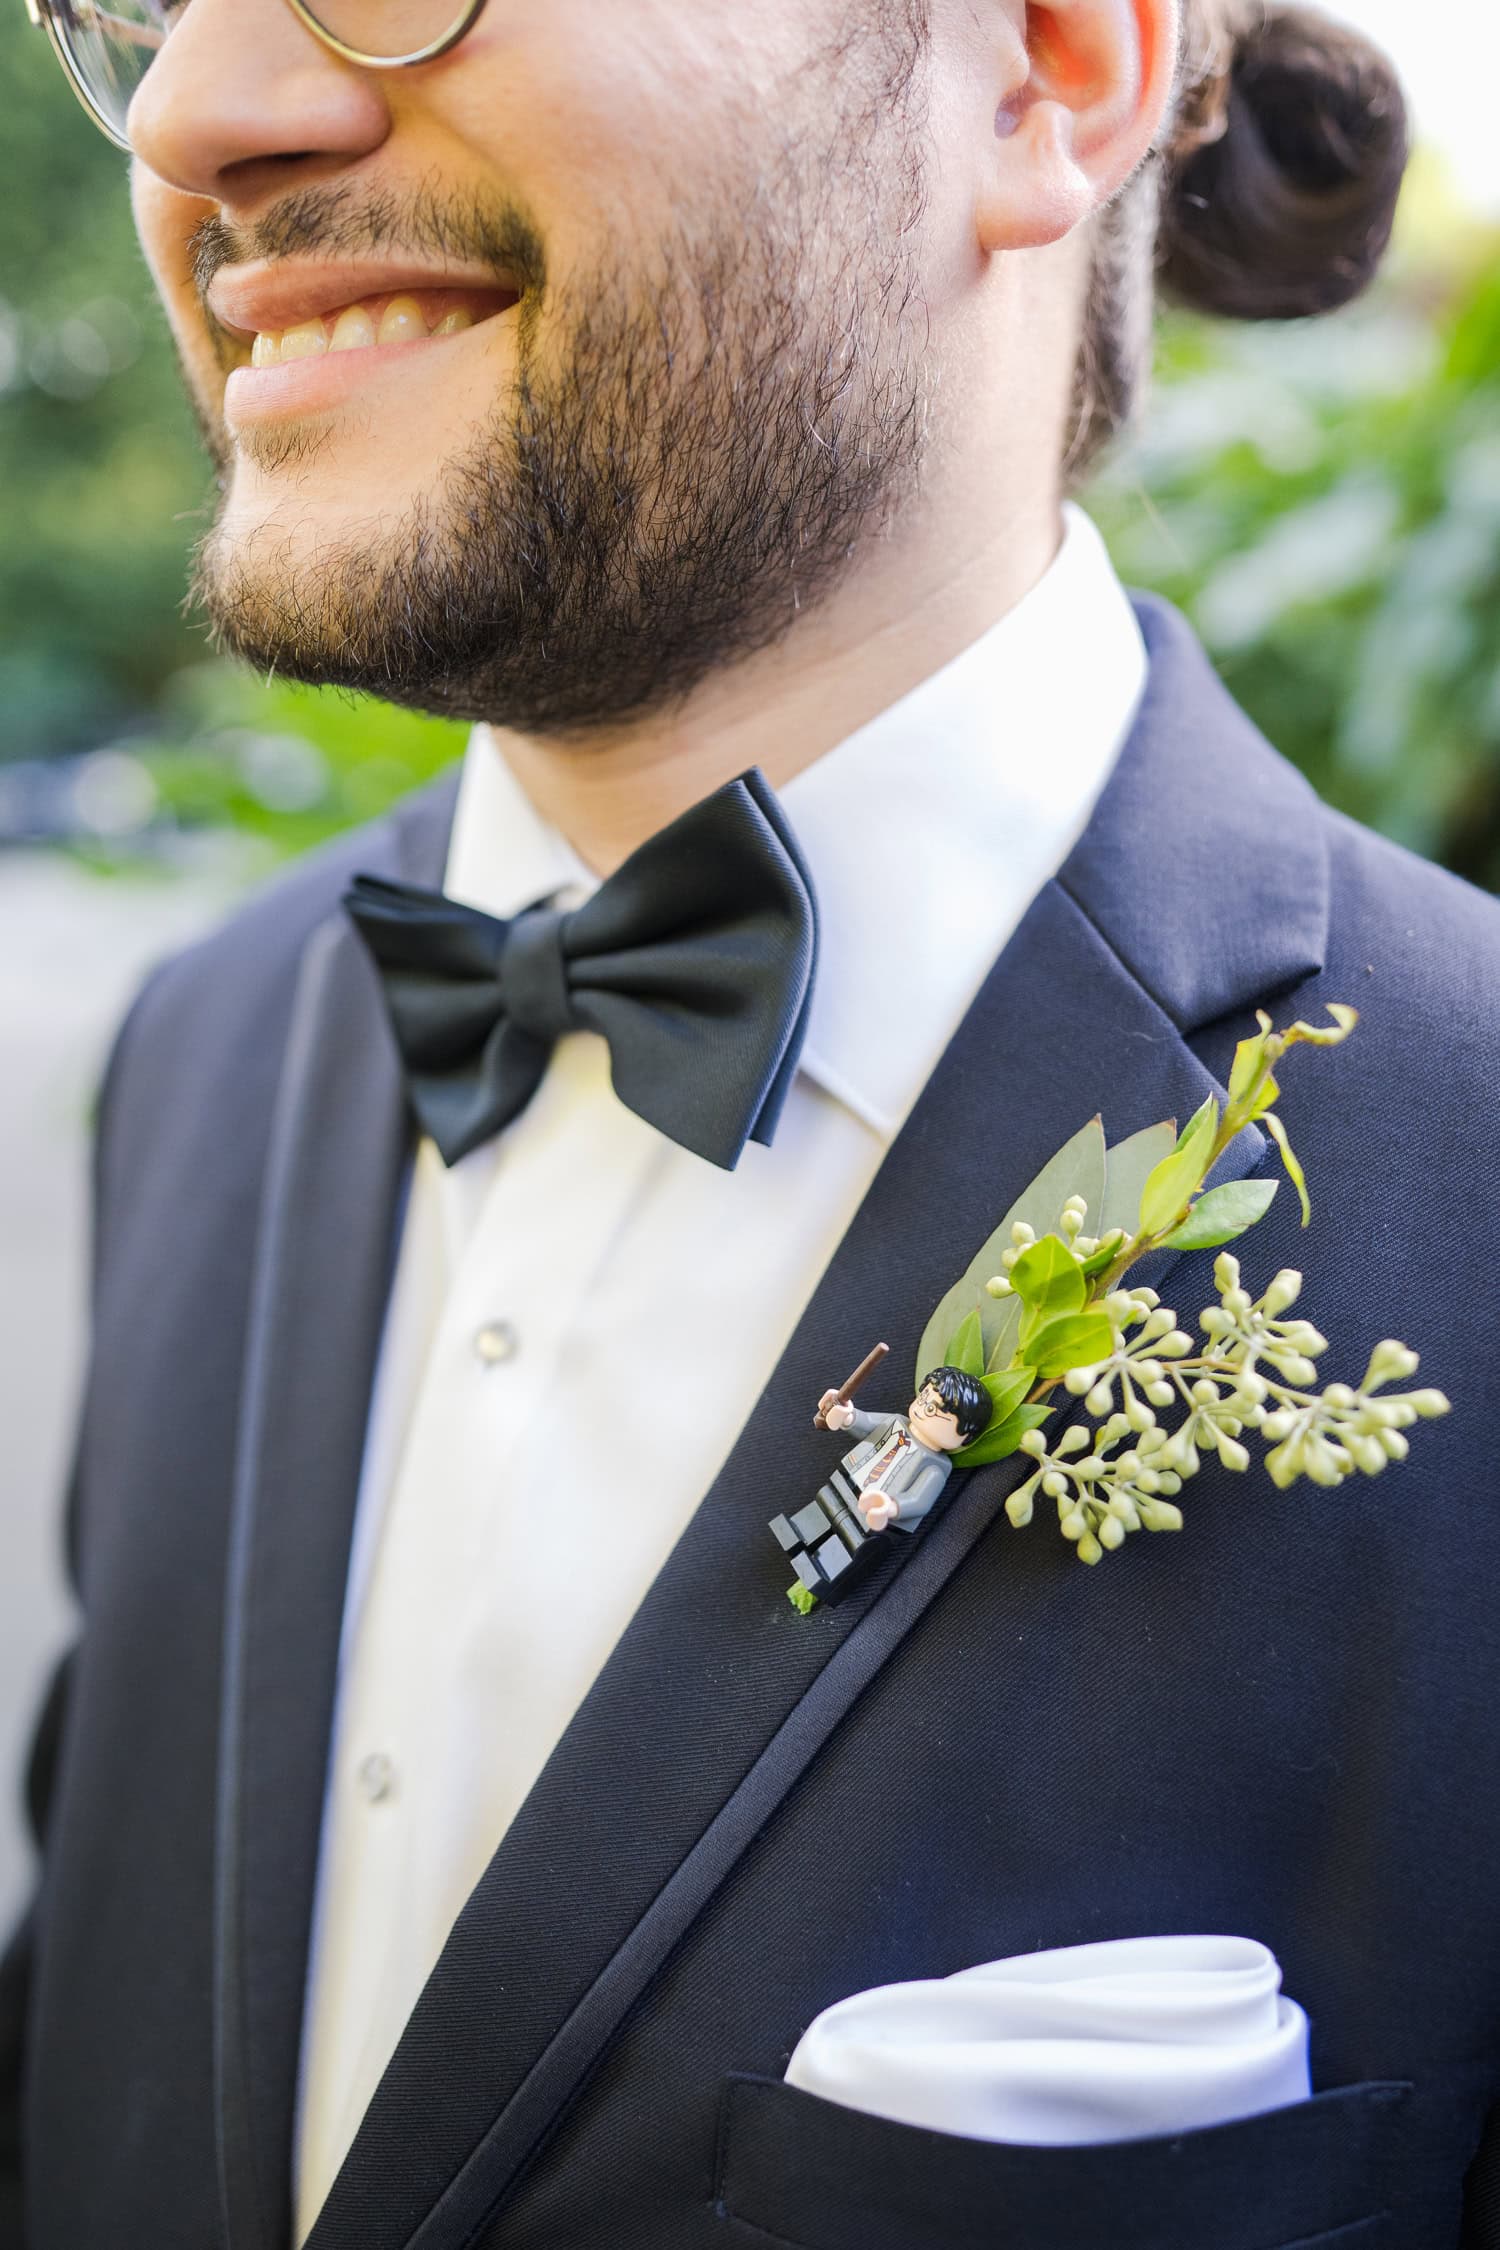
left=221, top=441, right=417, bottom=546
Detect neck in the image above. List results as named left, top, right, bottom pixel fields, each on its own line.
left=485, top=490, right=1064, bottom=877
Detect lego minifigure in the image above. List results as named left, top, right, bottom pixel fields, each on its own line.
left=771, top=1364, right=992, bottom=1609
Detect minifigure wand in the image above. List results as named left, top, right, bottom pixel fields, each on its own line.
left=813, top=1340, right=889, bottom=1428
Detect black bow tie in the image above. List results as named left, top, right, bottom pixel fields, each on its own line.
left=344, top=767, right=818, bottom=1171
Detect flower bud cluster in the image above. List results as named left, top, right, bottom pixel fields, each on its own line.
left=1061, top=1286, right=1194, bottom=1424
left=1006, top=1416, right=1185, bottom=1566
left=984, top=1206, right=1128, bottom=1298
left=1258, top=1348, right=1450, bottom=1488
left=984, top=1218, right=1038, bottom=1296
left=996, top=1260, right=1449, bottom=1562
left=1161, top=1379, right=1261, bottom=1475
left=1198, top=1254, right=1329, bottom=1386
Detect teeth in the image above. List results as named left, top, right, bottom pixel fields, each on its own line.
left=247, top=291, right=489, bottom=367
left=329, top=304, right=377, bottom=354
left=279, top=319, right=328, bottom=362
left=377, top=295, right=427, bottom=347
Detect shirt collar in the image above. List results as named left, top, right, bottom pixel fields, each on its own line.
left=443, top=499, right=1147, bottom=1148
left=443, top=722, right=595, bottom=922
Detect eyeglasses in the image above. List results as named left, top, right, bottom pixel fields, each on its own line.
left=23, top=0, right=490, bottom=152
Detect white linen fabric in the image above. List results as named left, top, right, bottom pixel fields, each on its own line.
left=292, top=502, right=1149, bottom=2242
left=784, top=1935, right=1312, bottom=2146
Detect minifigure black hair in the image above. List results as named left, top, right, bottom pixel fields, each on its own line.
left=917, top=1365, right=991, bottom=1444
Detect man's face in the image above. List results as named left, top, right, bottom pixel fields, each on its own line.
left=908, top=1382, right=964, bottom=1452
left=129, top=0, right=934, bottom=734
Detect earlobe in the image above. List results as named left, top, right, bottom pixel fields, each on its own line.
left=975, top=0, right=1179, bottom=256
left=977, top=97, right=1094, bottom=253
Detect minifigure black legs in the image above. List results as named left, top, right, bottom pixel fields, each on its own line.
left=769, top=1467, right=893, bottom=1608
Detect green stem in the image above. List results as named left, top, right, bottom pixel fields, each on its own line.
left=1088, top=1074, right=1275, bottom=1299
left=1167, top=1355, right=1320, bottom=1408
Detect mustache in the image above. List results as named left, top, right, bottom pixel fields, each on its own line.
left=187, top=177, right=548, bottom=303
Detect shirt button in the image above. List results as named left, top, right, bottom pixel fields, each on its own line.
left=356, top=1752, right=396, bottom=1804
left=473, top=1319, right=520, bottom=1366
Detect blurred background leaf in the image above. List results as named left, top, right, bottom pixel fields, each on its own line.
left=1089, top=160, right=1500, bottom=891
left=1, top=3, right=1497, bottom=889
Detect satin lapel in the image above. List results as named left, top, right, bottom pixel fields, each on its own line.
left=305, top=596, right=1331, bottom=2250
left=214, top=782, right=459, bottom=2250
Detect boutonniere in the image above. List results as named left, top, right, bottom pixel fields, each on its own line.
left=773, top=1004, right=1448, bottom=1612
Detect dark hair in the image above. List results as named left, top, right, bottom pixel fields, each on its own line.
left=1159, top=5, right=1409, bottom=323
left=1067, top=2, right=1410, bottom=478
left=917, top=1365, right=992, bottom=1445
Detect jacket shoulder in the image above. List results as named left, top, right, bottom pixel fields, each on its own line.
left=140, top=802, right=409, bottom=1012
left=1319, top=801, right=1500, bottom=1077
left=91, top=775, right=454, bottom=1210
left=117, top=774, right=452, bottom=1057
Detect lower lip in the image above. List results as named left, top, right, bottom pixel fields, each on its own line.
left=223, top=306, right=517, bottom=426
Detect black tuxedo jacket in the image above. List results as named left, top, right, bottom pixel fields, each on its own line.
left=5, top=596, right=1500, bottom=2250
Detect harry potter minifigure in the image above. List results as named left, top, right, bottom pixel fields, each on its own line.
left=770, top=1362, right=992, bottom=1610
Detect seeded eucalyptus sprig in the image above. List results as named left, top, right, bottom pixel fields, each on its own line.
left=915, top=1003, right=1450, bottom=1565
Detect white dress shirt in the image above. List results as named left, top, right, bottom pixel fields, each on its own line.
left=292, top=500, right=1149, bottom=2242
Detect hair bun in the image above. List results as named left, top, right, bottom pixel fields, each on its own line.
left=1158, top=4, right=1410, bottom=322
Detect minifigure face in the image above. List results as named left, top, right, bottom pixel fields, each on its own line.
left=908, top=1382, right=965, bottom=1452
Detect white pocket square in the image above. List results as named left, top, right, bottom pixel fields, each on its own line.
left=785, top=1933, right=1311, bottom=2146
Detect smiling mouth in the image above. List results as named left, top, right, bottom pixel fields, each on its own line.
left=223, top=283, right=521, bottom=370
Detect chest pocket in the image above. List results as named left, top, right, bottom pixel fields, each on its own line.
left=713, top=2072, right=1416, bottom=2250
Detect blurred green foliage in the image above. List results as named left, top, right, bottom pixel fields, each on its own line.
left=2, top=0, right=1497, bottom=887
left=1089, top=211, right=1500, bottom=891
left=0, top=0, right=207, bottom=753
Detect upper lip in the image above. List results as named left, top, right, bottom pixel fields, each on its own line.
left=206, top=257, right=521, bottom=339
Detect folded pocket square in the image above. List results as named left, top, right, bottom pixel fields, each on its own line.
left=784, top=1933, right=1311, bottom=2146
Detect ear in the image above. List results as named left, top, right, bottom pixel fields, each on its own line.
left=977, top=0, right=1180, bottom=253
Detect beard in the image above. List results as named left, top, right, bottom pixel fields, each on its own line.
left=187, top=19, right=932, bottom=739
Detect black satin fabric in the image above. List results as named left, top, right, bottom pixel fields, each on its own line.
left=343, top=766, right=819, bottom=1170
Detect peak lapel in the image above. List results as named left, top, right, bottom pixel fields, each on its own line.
left=1062, top=593, right=1329, bottom=1030
left=304, top=596, right=1331, bottom=2250
left=214, top=780, right=458, bottom=2250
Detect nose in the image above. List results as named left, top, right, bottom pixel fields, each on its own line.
left=126, top=0, right=391, bottom=198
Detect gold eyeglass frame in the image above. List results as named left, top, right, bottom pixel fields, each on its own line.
left=23, top=0, right=490, bottom=151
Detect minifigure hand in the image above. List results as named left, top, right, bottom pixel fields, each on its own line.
left=820, top=1391, right=855, bottom=1430
left=859, top=1494, right=897, bottom=1531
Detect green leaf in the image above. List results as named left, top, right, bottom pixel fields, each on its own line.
left=955, top=1402, right=1053, bottom=1468
left=1136, top=1093, right=1220, bottom=1239
left=980, top=1368, right=1037, bottom=1425
left=1008, top=1233, right=1088, bottom=1322
left=1078, top=1229, right=1127, bottom=1280
left=1247, top=1069, right=1281, bottom=1122
left=1022, top=1311, right=1116, bottom=1380
left=913, top=1113, right=1107, bottom=1389
left=943, top=1307, right=986, bottom=1378
left=1226, top=1009, right=1274, bottom=1111
left=1280, top=1002, right=1358, bottom=1049
left=1098, top=1120, right=1177, bottom=1244
left=1159, top=1175, right=1279, bottom=1251
left=984, top=1298, right=1025, bottom=1376
left=1167, top=1093, right=1219, bottom=1164
left=1264, top=1109, right=1311, bottom=1226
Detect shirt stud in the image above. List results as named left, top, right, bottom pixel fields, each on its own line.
left=473, top=1319, right=520, bottom=1366
left=356, top=1752, right=397, bottom=1804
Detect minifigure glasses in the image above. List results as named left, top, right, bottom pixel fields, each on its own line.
left=23, top=0, right=489, bottom=152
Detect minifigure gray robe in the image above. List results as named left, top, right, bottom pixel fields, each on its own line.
left=838, top=1409, right=954, bottom=1530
